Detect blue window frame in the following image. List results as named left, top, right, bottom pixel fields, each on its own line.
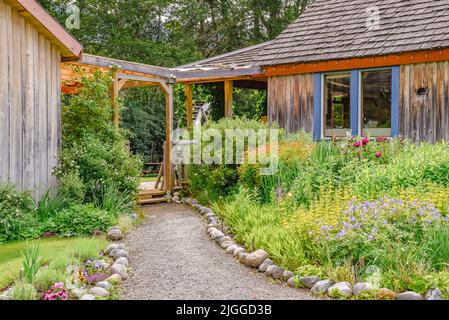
left=313, top=66, right=400, bottom=140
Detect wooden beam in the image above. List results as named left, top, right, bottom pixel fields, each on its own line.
left=263, top=48, right=449, bottom=77
left=234, top=80, right=268, bottom=90
left=185, top=84, right=193, bottom=129
left=224, top=80, right=233, bottom=118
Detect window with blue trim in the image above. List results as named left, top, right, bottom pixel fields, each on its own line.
left=313, top=66, right=400, bottom=140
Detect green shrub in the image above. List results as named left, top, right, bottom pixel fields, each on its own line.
left=58, top=171, right=85, bottom=204
left=35, top=190, right=67, bottom=222
left=21, top=243, right=42, bottom=283
left=10, top=280, right=37, bottom=300
left=45, top=204, right=115, bottom=237
left=48, top=254, right=79, bottom=273
left=93, top=183, right=135, bottom=215
left=0, top=184, right=38, bottom=242
left=33, top=267, right=65, bottom=292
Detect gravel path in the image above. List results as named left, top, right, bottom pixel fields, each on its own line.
left=120, top=204, right=317, bottom=300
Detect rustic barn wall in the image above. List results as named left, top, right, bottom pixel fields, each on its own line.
left=400, top=62, right=449, bottom=143
left=267, top=74, right=314, bottom=134
left=0, top=0, right=61, bottom=199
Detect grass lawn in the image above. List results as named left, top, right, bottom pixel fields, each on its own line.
left=140, top=176, right=157, bottom=183
left=0, top=237, right=107, bottom=290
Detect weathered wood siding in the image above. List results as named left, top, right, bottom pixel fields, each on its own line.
left=268, top=74, right=314, bottom=134
left=0, top=0, right=61, bottom=199
left=399, top=62, right=449, bottom=142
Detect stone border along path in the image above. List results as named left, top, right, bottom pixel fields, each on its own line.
left=120, top=203, right=318, bottom=300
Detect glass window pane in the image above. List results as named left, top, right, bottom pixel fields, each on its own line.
left=324, top=74, right=351, bottom=137
left=362, top=69, right=392, bottom=137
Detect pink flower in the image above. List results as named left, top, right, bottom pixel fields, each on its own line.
left=353, top=141, right=361, bottom=147
left=53, top=282, right=64, bottom=289
left=362, top=137, right=370, bottom=146
left=375, top=152, right=382, bottom=158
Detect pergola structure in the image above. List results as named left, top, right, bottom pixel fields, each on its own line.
left=61, top=48, right=269, bottom=196
left=62, top=54, right=176, bottom=194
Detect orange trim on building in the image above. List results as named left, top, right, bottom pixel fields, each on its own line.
left=263, top=48, right=449, bottom=77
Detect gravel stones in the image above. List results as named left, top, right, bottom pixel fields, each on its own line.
left=425, top=288, right=443, bottom=300
left=244, top=250, right=269, bottom=268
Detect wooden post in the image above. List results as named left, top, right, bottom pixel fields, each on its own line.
left=185, top=83, right=193, bottom=129
left=112, top=75, right=120, bottom=131
left=224, top=80, right=234, bottom=118
left=164, top=83, right=174, bottom=193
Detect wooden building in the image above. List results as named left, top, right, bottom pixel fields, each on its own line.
left=0, top=0, right=82, bottom=198
left=176, top=0, right=449, bottom=143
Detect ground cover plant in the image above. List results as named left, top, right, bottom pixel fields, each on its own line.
left=189, top=117, right=449, bottom=298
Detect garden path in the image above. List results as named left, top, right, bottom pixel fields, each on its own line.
left=120, top=204, right=317, bottom=300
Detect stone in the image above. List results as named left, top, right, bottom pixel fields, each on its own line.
left=376, top=288, right=397, bottom=300
left=327, top=282, right=353, bottom=298
left=217, top=236, right=231, bottom=244
left=299, top=276, right=321, bottom=289
left=267, top=266, right=285, bottom=280
left=353, top=282, right=376, bottom=296
left=110, top=263, right=128, bottom=280
left=115, top=249, right=129, bottom=259
left=96, top=281, right=112, bottom=290
left=172, top=196, right=180, bottom=202
left=425, top=288, right=443, bottom=301
left=104, top=244, right=119, bottom=255
left=114, top=257, right=129, bottom=268
left=79, top=294, right=96, bottom=300
left=130, top=213, right=139, bottom=221
left=0, top=288, right=12, bottom=301
left=174, top=192, right=180, bottom=197
left=220, top=241, right=235, bottom=250
left=90, top=287, right=109, bottom=297
left=258, top=259, right=275, bottom=273
left=207, top=223, right=219, bottom=228
left=287, top=276, right=299, bottom=288
left=107, top=228, right=123, bottom=241
left=106, top=274, right=123, bottom=285
left=208, top=217, right=217, bottom=224
left=282, top=271, right=295, bottom=281
left=69, top=288, right=85, bottom=299
left=210, top=229, right=225, bottom=241
left=396, top=291, right=424, bottom=301
left=233, top=247, right=246, bottom=258
left=238, top=252, right=248, bottom=264
left=311, top=280, right=334, bottom=295
left=244, top=250, right=269, bottom=268
left=225, top=245, right=238, bottom=254
left=191, top=199, right=198, bottom=205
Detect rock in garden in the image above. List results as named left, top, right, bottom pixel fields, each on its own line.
left=376, top=288, right=397, bottom=300
left=105, top=244, right=119, bottom=255
left=353, top=282, right=376, bottom=296
left=70, top=288, right=85, bottom=299
left=258, top=259, right=275, bottom=273
left=299, top=276, right=321, bottom=289
left=233, top=247, right=246, bottom=258
left=327, top=282, right=353, bottom=298
left=210, top=229, right=225, bottom=241
left=0, top=288, right=12, bottom=301
left=115, top=257, right=129, bottom=268
left=244, top=250, right=269, bottom=268
left=208, top=216, right=217, bottom=224
left=267, top=266, right=285, bottom=280
left=172, top=196, right=180, bottom=203
left=96, top=281, right=112, bottom=290
left=191, top=199, right=198, bottom=205
left=396, top=291, right=424, bottom=300
left=115, top=250, right=129, bottom=259
left=425, top=288, right=443, bottom=300
left=238, top=252, right=248, bottom=264
left=226, top=245, right=238, bottom=254
left=282, top=271, right=295, bottom=281
left=90, top=287, right=109, bottom=298
left=130, top=213, right=139, bottom=221
left=107, top=228, right=123, bottom=241
left=220, top=241, right=235, bottom=250
left=287, top=276, right=299, bottom=288
left=207, top=222, right=219, bottom=228
left=311, top=279, right=334, bottom=295
left=217, top=236, right=231, bottom=244
left=80, top=294, right=96, bottom=300
left=106, top=274, right=123, bottom=285
left=111, top=263, right=128, bottom=280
